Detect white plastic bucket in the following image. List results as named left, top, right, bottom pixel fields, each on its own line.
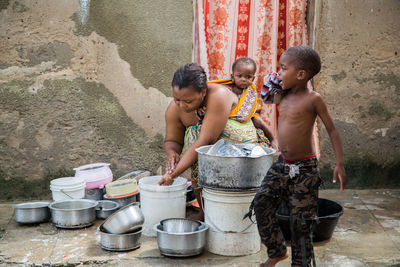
left=138, top=176, right=187, bottom=237
left=50, top=177, right=86, bottom=201
left=202, top=188, right=260, bottom=256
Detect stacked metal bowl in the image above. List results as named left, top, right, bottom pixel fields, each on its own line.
left=155, top=218, right=208, bottom=257
left=99, top=203, right=144, bottom=251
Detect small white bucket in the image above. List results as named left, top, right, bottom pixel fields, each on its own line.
left=202, top=188, right=260, bottom=256
left=50, top=177, right=86, bottom=201
left=138, top=176, right=187, bottom=237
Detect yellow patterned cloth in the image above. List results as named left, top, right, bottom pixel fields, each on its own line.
left=208, top=79, right=261, bottom=123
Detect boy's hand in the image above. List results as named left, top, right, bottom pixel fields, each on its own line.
left=333, top=164, right=346, bottom=191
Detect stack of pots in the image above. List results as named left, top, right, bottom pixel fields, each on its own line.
left=74, top=163, right=113, bottom=200
left=196, top=144, right=275, bottom=256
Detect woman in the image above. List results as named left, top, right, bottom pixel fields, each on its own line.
left=159, top=63, right=238, bottom=186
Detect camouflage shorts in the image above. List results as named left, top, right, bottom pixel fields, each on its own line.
left=253, top=155, right=321, bottom=267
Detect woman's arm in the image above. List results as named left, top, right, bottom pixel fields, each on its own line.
left=159, top=86, right=235, bottom=185
left=163, top=102, right=186, bottom=174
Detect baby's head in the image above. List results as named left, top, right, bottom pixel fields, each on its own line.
left=281, top=46, right=321, bottom=81
left=231, top=57, right=257, bottom=89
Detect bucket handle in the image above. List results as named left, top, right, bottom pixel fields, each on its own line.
left=200, top=191, right=256, bottom=234
left=60, top=189, right=74, bottom=199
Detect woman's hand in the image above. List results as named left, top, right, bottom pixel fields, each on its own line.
left=158, top=173, right=174, bottom=186
left=166, top=152, right=180, bottom=174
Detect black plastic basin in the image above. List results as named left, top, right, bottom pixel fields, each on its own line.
left=276, top=198, right=343, bottom=242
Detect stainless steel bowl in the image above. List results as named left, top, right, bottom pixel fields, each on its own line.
left=102, top=202, right=144, bottom=234
left=49, top=199, right=98, bottom=229
left=155, top=218, right=208, bottom=257
left=103, top=192, right=138, bottom=208
left=96, top=200, right=120, bottom=219
left=13, top=202, right=51, bottom=224
left=99, top=224, right=142, bottom=251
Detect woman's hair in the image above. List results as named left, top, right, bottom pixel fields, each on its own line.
left=172, top=63, right=208, bottom=92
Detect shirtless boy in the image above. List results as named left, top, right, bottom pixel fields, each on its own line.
left=253, top=46, right=346, bottom=267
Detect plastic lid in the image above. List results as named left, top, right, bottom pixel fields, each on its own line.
left=50, top=177, right=86, bottom=187
left=106, top=179, right=137, bottom=197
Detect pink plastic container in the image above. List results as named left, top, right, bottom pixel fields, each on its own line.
left=74, top=163, right=113, bottom=190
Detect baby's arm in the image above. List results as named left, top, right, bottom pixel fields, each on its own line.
left=313, top=93, right=346, bottom=191
left=251, top=117, right=278, bottom=149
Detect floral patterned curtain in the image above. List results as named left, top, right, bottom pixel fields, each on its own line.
left=194, top=0, right=320, bottom=157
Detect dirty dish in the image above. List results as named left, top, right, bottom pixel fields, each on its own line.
left=99, top=223, right=142, bottom=251
left=49, top=199, right=98, bottom=229
left=13, top=202, right=51, bottom=224
left=155, top=218, right=208, bottom=257
left=102, top=203, right=144, bottom=234
left=96, top=200, right=120, bottom=219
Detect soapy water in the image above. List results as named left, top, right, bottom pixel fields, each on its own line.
left=206, top=140, right=267, bottom=157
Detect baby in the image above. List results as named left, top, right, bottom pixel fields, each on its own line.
left=225, top=57, right=277, bottom=148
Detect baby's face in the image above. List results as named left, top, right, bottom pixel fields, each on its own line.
left=231, top=63, right=255, bottom=90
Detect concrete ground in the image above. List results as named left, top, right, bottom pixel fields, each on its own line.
left=0, top=189, right=399, bottom=267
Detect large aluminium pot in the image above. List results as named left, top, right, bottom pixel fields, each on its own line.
left=49, top=199, right=98, bottom=229
left=155, top=218, right=208, bottom=257
left=196, top=145, right=275, bottom=191
left=13, top=202, right=51, bottom=224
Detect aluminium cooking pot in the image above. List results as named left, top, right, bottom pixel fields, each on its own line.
left=49, top=199, right=98, bottom=229
left=13, top=202, right=51, bottom=224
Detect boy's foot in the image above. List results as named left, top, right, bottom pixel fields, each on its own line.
left=259, top=251, right=289, bottom=267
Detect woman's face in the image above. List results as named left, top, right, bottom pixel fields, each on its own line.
left=173, top=86, right=206, bottom=113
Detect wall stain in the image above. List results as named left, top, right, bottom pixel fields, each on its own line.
left=331, top=70, right=347, bottom=83
left=71, top=0, right=193, bottom=96
left=12, top=1, right=28, bottom=13
left=320, top=156, right=400, bottom=189
left=0, top=78, right=165, bottom=185
left=367, top=101, right=393, bottom=121
left=0, top=0, right=9, bottom=11
left=16, top=41, right=74, bottom=68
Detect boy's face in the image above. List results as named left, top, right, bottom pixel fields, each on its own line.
left=173, top=86, right=206, bottom=113
left=278, top=54, right=301, bottom=90
left=231, top=63, right=256, bottom=90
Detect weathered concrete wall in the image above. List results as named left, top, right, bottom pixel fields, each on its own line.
left=310, top=0, right=400, bottom=187
left=0, top=0, right=193, bottom=198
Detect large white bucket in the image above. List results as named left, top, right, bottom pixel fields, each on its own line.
left=202, top=188, right=260, bottom=256
left=138, top=176, right=187, bottom=237
left=50, top=177, right=86, bottom=201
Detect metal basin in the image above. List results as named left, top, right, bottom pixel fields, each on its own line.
left=102, top=203, right=144, bottom=234
left=99, top=224, right=142, bottom=251
left=155, top=218, right=208, bottom=257
left=13, top=202, right=51, bottom=224
left=49, top=199, right=98, bottom=229
left=96, top=200, right=120, bottom=219
left=196, top=145, right=275, bottom=191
